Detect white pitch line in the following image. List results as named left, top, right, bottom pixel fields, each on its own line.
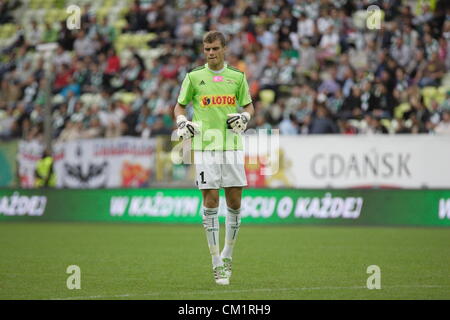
left=49, top=284, right=450, bottom=300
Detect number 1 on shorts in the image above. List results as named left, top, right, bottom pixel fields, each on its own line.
left=200, top=171, right=206, bottom=184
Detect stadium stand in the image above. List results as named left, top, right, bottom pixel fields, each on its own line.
left=0, top=0, right=450, bottom=141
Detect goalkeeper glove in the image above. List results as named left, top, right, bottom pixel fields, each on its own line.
left=176, top=115, right=199, bottom=140
left=226, top=112, right=251, bottom=134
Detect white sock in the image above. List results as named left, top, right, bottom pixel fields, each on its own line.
left=202, top=207, right=221, bottom=268
left=221, top=207, right=241, bottom=260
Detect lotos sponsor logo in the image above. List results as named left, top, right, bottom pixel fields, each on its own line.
left=200, top=95, right=236, bottom=107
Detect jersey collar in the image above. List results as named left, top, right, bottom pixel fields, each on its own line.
left=205, top=62, right=227, bottom=74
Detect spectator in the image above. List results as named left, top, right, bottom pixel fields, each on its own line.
left=341, top=85, right=362, bottom=119
left=150, top=115, right=172, bottom=137
left=124, top=1, right=148, bottom=32
left=42, top=22, right=58, bottom=43
left=0, top=0, right=449, bottom=141
left=309, top=105, right=339, bottom=134
left=25, top=21, right=43, bottom=47
left=58, top=119, right=83, bottom=142
left=338, top=119, right=358, bottom=135
left=390, top=36, right=412, bottom=68
left=316, top=25, right=339, bottom=65
left=99, top=101, right=124, bottom=138
left=394, top=117, right=411, bottom=134
left=418, top=52, right=446, bottom=87
left=81, top=116, right=104, bottom=139
left=0, top=106, right=16, bottom=139
left=369, top=83, right=394, bottom=118
left=73, top=30, right=96, bottom=57
left=52, top=45, right=72, bottom=72
left=360, top=114, right=389, bottom=135
left=297, top=38, right=317, bottom=74
left=434, top=111, right=450, bottom=134
left=279, top=113, right=299, bottom=135
left=296, top=12, right=315, bottom=40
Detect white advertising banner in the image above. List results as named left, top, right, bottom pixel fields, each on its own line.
left=52, top=137, right=155, bottom=188
left=17, top=135, right=450, bottom=189
left=244, top=135, right=450, bottom=189
left=17, top=140, right=45, bottom=188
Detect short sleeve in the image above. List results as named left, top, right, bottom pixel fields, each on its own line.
left=177, top=73, right=194, bottom=106
left=237, top=74, right=252, bottom=107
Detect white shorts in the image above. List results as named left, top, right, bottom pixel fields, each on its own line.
left=194, top=150, right=247, bottom=189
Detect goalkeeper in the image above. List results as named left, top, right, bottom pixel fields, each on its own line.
left=174, top=31, right=254, bottom=285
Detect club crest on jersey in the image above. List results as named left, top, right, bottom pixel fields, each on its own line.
left=200, top=95, right=236, bottom=107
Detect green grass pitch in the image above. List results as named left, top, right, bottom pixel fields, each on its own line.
left=0, top=222, right=449, bottom=300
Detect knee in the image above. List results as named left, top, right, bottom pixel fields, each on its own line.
left=227, top=199, right=241, bottom=210
left=225, top=192, right=242, bottom=210
left=225, top=187, right=243, bottom=210
left=203, top=191, right=219, bottom=208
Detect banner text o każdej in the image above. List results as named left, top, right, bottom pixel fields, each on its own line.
left=0, top=188, right=449, bottom=227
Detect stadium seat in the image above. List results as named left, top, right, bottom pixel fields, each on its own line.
left=113, top=19, right=128, bottom=32
left=420, top=86, right=446, bottom=108
left=421, top=86, right=437, bottom=108
left=348, top=119, right=363, bottom=132
left=441, top=73, right=450, bottom=90
left=117, top=92, right=137, bottom=104
left=0, top=39, right=10, bottom=49
left=97, top=7, right=111, bottom=21
left=394, top=102, right=411, bottom=119
left=80, top=94, right=96, bottom=106
left=380, top=119, right=392, bottom=133
left=436, top=86, right=447, bottom=104
left=52, top=94, right=65, bottom=105
left=0, top=24, right=15, bottom=39
left=259, top=89, right=275, bottom=108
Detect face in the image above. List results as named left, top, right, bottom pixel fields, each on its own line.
left=443, top=112, right=450, bottom=122
left=203, top=40, right=226, bottom=68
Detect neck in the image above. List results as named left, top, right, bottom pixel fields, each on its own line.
left=208, top=62, right=225, bottom=71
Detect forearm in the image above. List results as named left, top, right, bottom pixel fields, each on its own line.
left=431, top=72, right=444, bottom=79
left=242, top=103, right=255, bottom=118
left=174, top=103, right=187, bottom=119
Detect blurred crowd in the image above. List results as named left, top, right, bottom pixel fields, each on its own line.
left=1, top=0, right=450, bottom=142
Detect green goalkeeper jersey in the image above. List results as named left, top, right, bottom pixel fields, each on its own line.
left=177, top=63, right=252, bottom=151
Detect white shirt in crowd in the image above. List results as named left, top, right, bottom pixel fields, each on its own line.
left=317, top=16, right=333, bottom=34
left=434, top=122, right=450, bottom=134
left=319, top=32, right=339, bottom=53
left=74, top=36, right=96, bottom=57
left=297, top=18, right=315, bottom=38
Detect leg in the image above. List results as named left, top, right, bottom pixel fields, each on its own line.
left=224, top=186, right=242, bottom=210
left=201, top=188, right=228, bottom=285
left=221, top=187, right=243, bottom=261
left=195, top=152, right=228, bottom=284
left=220, top=150, right=247, bottom=265
left=201, top=189, right=219, bottom=208
left=201, top=188, right=221, bottom=267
